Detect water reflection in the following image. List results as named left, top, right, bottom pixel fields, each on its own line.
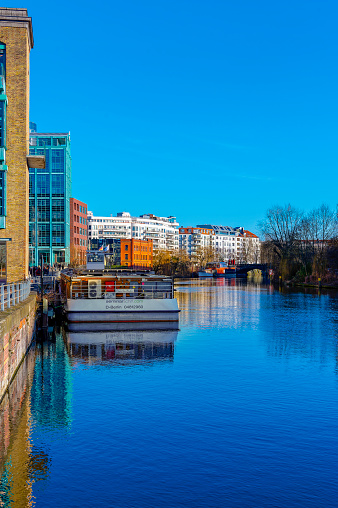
left=64, top=329, right=177, bottom=365
left=0, top=346, right=41, bottom=508
left=176, top=278, right=263, bottom=329
left=3, top=281, right=338, bottom=507
left=30, top=334, right=72, bottom=429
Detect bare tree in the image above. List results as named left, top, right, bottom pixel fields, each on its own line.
left=259, top=204, right=303, bottom=260
left=240, top=237, right=260, bottom=264
left=260, top=203, right=338, bottom=279
left=192, top=245, right=218, bottom=268
left=305, top=204, right=338, bottom=253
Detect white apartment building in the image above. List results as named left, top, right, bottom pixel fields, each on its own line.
left=237, top=230, right=261, bottom=264
left=179, top=227, right=215, bottom=258
left=194, top=225, right=260, bottom=263
left=87, top=212, right=179, bottom=251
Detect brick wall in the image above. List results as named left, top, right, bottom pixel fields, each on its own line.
left=0, top=292, right=36, bottom=401
left=0, top=26, right=31, bottom=282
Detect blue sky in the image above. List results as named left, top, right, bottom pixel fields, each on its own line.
left=14, top=1, right=338, bottom=233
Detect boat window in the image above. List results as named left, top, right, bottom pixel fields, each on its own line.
left=87, top=253, right=104, bottom=263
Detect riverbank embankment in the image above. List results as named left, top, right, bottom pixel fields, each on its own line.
left=0, top=293, right=37, bottom=401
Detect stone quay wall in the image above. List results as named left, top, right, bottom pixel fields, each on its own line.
left=0, top=292, right=36, bottom=401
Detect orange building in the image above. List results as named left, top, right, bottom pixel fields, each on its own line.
left=120, top=239, right=153, bottom=269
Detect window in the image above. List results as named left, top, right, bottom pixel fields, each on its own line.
left=29, top=173, right=35, bottom=194
left=52, top=199, right=64, bottom=222
left=51, top=174, right=64, bottom=196
left=38, top=224, right=50, bottom=246
left=52, top=137, right=66, bottom=146
left=0, top=242, right=6, bottom=279
left=29, top=223, right=36, bottom=245
left=52, top=149, right=64, bottom=172
left=125, top=245, right=128, bottom=250
left=37, top=174, right=50, bottom=196
left=125, top=254, right=128, bottom=260
left=0, top=44, right=6, bottom=227
left=52, top=223, right=64, bottom=246
left=29, top=199, right=35, bottom=221
left=38, top=137, right=51, bottom=147
left=0, top=170, right=5, bottom=216
left=37, top=199, right=50, bottom=222
left=0, top=101, right=5, bottom=148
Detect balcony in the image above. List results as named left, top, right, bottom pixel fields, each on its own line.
left=27, top=154, right=45, bottom=169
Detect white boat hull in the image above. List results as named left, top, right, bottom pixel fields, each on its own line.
left=65, top=298, right=179, bottom=329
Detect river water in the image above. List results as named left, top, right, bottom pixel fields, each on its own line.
left=1, top=279, right=338, bottom=507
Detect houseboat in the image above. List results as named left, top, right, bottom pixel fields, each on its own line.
left=61, top=252, right=179, bottom=331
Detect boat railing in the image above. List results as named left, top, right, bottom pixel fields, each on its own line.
left=62, top=278, right=174, bottom=300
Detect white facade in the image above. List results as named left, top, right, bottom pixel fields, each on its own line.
left=179, top=227, right=215, bottom=258
left=195, top=225, right=261, bottom=263
left=88, top=212, right=179, bottom=251
left=237, top=230, right=261, bottom=264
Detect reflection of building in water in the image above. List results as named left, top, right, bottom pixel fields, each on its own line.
left=65, top=330, right=177, bottom=365
left=0, top=346, right=50, bottom=508
left=176, top=279, right=262, bottom=329
left=30, top=333, right=72, bottom=429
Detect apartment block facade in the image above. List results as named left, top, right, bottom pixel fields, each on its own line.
left=28, top=130, right=72, bottom=266
left=187, top=224, right=261, bottom=263
left=70, top=198, right=87, bottom=265
left=0, top=9, right=39, bottom=282
left=88, top=211, right=179, bottom=251
left=179, top=227, right=215, bottom=258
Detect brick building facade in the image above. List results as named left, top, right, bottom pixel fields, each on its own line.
left=70, top=198, right=88, bottom=265
left=120, top=239, right=153, bottom=269
left=0, top=9, right=38, bottom=283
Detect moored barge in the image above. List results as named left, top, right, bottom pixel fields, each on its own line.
left=61, top=271, right=179, bottom=331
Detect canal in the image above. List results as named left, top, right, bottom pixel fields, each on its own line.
left=1, top=279, right=338, bottom=507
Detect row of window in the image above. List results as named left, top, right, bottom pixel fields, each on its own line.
left=29, top=224, right=65, bottom=246
left=74, top=214, right=87, bottom=225
left=29, top=199, right=65, bottom=222
left=29, top=174, right=65, bottom=197
left=74, top=226, right=86, bottom=236
left=29, top=137, right=67, bottom=147
left=124, top=254, right=151, bottom=261
left=29, top=149, right=65, bottom=172
left=74, top=238, right=86, bottom=246
left=124, top=244, right=150, bottom=252
left=73, top=203, right=87, bottom=214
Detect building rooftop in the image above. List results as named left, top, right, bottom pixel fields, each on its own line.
left=0, top=8, right=33, bottom=49
left=30, top=132, right=69, bottom=136
left=242, top=230, right=259, bottom=238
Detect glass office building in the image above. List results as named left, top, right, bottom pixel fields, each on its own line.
left=29, top=127, right=72, bottom=266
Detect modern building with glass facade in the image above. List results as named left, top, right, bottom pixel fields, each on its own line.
left=28, top=128, right=72, bottom=266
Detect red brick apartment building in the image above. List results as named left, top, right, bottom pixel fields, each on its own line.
left=70, top=198, right=88, bottom=265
